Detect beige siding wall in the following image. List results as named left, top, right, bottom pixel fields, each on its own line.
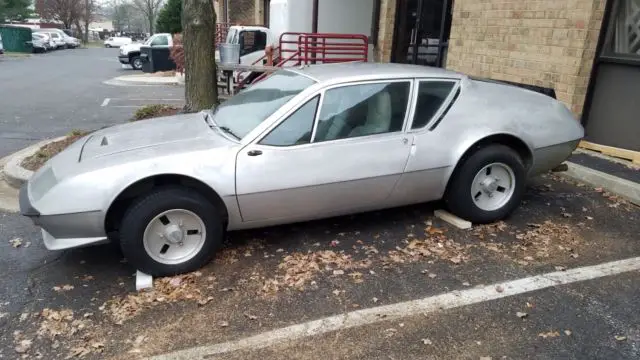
left=445, top=0, right=606, bottom=116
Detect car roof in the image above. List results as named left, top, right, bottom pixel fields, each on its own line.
left=289, top=62, right=465, bottom=82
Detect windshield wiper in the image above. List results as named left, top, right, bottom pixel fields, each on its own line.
left=217, top=126, right=240, bottom=140
left=202, top=111, right=240, bottom=140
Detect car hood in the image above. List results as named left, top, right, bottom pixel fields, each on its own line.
left=78, top=112, right=227, bottom=161
left=121, top=43, right=141, bottom=52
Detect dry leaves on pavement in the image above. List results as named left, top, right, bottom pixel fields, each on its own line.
left=260, top=250, right=372, bottom=294
left=382, top=226, right=470, bottom=265
left=101, top=272, right=210, bottom=325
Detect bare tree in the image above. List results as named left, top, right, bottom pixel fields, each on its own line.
left=183, top=0, right=217, bottom=111
left=131, top=0, right=163, bottom=34
left=36, top=0, right=83, bottom=29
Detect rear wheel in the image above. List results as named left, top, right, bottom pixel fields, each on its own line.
left=119, top=187, right=224, bottom=276
left=445, top=145, right=526, bottom=224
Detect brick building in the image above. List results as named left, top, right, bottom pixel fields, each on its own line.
left=372, top=0, right=639, bottom=152
left=222, top=0, right=639, bottom=152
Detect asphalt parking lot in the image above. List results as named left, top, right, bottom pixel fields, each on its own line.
left=0, top=47, right=182, bottom=158
left=1, top=172, right=639, bottom=359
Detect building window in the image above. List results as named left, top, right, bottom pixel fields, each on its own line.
left=605, top=0, right=640, bottom=58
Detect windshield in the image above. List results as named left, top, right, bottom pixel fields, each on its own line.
left=211, top=70, right=316, bottom=139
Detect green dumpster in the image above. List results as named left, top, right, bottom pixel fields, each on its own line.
left=0, top=25, right=33, bottom=53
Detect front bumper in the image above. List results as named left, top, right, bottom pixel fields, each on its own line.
left=19, top=185, right=108, bottom=250
left=118, top=55, right=130, bottom=64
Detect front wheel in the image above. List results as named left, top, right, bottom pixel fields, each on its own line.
left=445, top=145, right=526, bottom=224
left=131, top=56, right=143, bottom=70
left=119, top=187, right=224, bottom=277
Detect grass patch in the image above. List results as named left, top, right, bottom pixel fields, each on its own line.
left=21, top=130, right=90, bottom=172
left=132, top=104, right=181, bottom=121
left=3, top=52, right=31, bottom=58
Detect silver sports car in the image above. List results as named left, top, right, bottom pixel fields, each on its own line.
left=20, top=63, right=584, bottom=276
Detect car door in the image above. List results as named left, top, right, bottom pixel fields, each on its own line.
left=388, top=78, right=462, bottom=205
left=235, top=79, right=415, bottom=223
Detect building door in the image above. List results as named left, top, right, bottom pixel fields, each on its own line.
left=391, top=0, right=453, bottom=67
left=583, top=0, right=640, bottom=151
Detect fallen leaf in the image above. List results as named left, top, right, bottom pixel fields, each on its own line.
left=19, top=313, right=29, bottom=322
left=615, top=335, right=627, bottom=341
left=169, top=278, right=182, bottom=287
left=218, top=321, right=229, bottom=327
left=555, top=266, right=567, bottom=271
left=330, top=240, right=340, bottom=247
left=372, top=297, right=379, bottom=303
left=538, top=331, right=560, bottom=339
left=53, top=285, right=74, bottom=292
left=15, top=339, right=32, bottom=353
left=384, top=328, right=397, bottom=337
left=421, top=338, right=433, bottom=345
left=332, top=289, right=341, bottom=296
left=450, top=255, right=462, bottom=264
left=428, top=273, right=437, bottom=279
left=9, top=238, right=23, bottom=248
left=586, top=216, right=593, bottom=220
left=516, top=312, right=528, bottom=319
left=219, top=287, right=234, bottom=292
left=244, top=313, right=258, bottom=320
left=564, top=330, right=572, bottom=336
left=562, top=212, right=572, bottom=218
left=197, top=296, right=214, bottom=306
left=524, top=256, right=534, bottom=261
left=333, top=270, right=345, bottom=276
left=570, top=253, right=579, bottom=259
left=480, top=357, right=492, bottom=360
left=462, top=282, right=470, bottom=286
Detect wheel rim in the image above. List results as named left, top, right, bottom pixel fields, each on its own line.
left=133, top=59, right=141, bottom=69
left=142, top=209, right=207, bottom=265
left=470, top=162, right=516, bottom=212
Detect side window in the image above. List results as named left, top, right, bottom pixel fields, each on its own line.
left=411, top=81, right=456, bottom=130
left=314, top=81, right=411, bottom=142
left=240, top=31, right=267, bottom=56
left=259, top=96, right=320, bottom=146
left=151, top=35, right=168, bottom=46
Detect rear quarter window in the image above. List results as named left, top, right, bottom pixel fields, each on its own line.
left=411, top=81, right=456, bottom=130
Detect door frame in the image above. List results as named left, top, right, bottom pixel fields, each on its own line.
left=391, top=0, right=453, bottom=68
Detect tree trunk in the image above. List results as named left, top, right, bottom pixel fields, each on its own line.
left=183, top=0, right=218, bottom=112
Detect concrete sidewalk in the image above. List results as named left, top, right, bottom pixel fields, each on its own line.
left=104, top=73, right=184, bottom=86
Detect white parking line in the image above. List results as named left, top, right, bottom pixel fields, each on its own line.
left=100, top=98, right=110, bottom=107
left=152, top=256, right=640, bottom=360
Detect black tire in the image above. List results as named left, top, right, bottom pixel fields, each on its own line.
left=119, top=186, right=224, bottom=276
left=131, top=56, right=142, bottom=70
left=445, top=144, right=526, bottom=224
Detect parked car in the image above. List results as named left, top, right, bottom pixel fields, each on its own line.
left=118, top=33, right=171, bottom=70
left=104, top=36, right=132, bottom=48
left=19, top=63, right=584, bottom=276
left=45, top=32, right=67, bottom=49
left=0, top=34, right=4, bottom=55
left=31, top=33, right=49, bottom=53
left=62, top=35, right=80, bottom=48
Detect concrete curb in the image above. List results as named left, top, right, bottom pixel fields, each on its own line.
left=104, top=74, right=181, bottom=86
left=561, top=161, right=640, bottom=207
left=1, top=136, right=67, bottom=189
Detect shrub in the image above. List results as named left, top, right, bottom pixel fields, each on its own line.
left=169, top=33, right=184, bottom=74
left=132, top=104, right=181, bottom=121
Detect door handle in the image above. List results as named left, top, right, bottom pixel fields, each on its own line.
left=247, top=150, right=263, bottom=156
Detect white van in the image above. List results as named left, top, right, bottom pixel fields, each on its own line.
left=104, top=36, right=133, bottom=48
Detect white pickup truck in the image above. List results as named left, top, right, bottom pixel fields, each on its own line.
left=117, top=27, right=275, bottom=71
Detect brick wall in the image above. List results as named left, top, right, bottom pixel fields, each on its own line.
left=375, top=0, right=397, bottom=62
left=446, top=0, right=606, bottom=116
left=227, top=0, right=259, bottom=25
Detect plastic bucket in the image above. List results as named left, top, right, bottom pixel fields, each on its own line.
left=219, top=43, right=240, bottom=65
